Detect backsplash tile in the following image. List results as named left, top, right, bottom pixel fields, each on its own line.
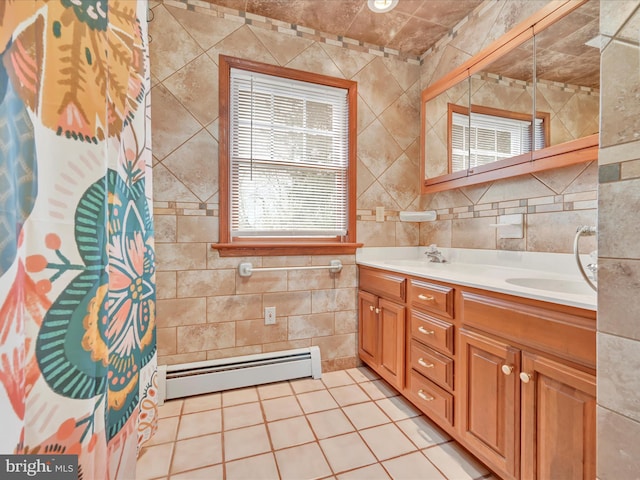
left=451, top=217, right=496, bottom=249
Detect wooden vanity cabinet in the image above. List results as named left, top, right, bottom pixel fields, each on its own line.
left=357, top=266, right=596, bottom=480
left=459, top=290, right=596, bottom=480
left=358, top=268, right=406, bottom=390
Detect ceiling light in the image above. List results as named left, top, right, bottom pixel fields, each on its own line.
left=367, top=0, right=399, bottom=13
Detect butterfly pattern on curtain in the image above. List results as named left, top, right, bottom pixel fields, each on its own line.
left=0, top=1, right=157, bottom=478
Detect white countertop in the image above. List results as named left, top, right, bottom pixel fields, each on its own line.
left=356, top=247, right=597, bottom=311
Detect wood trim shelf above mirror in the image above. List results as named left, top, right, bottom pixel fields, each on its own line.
left=421, top=0, right=597, bottom=195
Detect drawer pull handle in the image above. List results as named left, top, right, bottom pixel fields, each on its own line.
left=501, top=365, right=514, bottom=375
left=369, top=305, right=374, bottom=312
left=520, top=372, right=532, bottom=383
left=418, top=358, right=434, bottom=368
left=418, top=294, right=435, bottom=301
left=417, top=389, right=435, bottom=402
left=418, top=326, right=435, bottom=335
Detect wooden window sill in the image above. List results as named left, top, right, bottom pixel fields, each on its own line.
left=213, top=242, right=363, bottom=257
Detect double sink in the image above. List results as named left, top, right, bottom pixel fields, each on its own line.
left=356, top=247, right=597, bottom=310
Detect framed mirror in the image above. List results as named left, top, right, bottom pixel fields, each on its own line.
left=421, top=0, right=599, bottom=194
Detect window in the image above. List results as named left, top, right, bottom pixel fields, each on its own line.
left=449, top=104, right=549, bottom=173
left=217, top=56, right=360, bottom=256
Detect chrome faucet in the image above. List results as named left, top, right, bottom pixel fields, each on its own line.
left=425, top=244, right=446, bottom=263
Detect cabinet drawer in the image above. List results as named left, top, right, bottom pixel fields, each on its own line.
left=409, top=371, right=453, bottom=426
left=359, top=268, right=406, bottom=303
left=461, top=290, right=596, bottom=368
left=410, top=309, right=454, bottom=356
left=410, top=340, right=454, bottom=391
left=409, top=279, right=453, bottom=318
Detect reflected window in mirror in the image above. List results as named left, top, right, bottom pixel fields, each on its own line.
left=449, top=103, right=549, bottom=172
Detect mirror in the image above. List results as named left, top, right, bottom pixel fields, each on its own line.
left=421, top=0, right=600, bottom=193
left=423, top=76, right=469, bottom=179
left=468, top=37, right=535, bottom=174
left=534, top=1, right=600, bottom=149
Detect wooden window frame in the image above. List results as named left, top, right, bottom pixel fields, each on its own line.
left=215, top=55, right=361, bottom=257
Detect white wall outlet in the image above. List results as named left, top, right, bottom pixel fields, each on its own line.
left=264, top=306, right=276, bottom=325
left=376, top=206, right=385, bottom=222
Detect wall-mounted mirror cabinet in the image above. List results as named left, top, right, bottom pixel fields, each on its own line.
left=421, top=0, right=599, bottom=193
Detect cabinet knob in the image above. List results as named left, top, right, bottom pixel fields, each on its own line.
left=418, top=294, right=435, bottom=301
left=417, top=389, right=435, bottom=402
left=369, top=305, right=374, bottom=311
left=520, top=372, right=532, bottom=383
left=375, top=307, right=380, bottom=314
left=501, top=364, right=514, bottom=375
left=418, top=326, right=435, bottom=335
left=418, top=358, right=434, bottom=368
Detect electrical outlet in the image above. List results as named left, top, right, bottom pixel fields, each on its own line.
left=264, top=306, right=276, bottom=325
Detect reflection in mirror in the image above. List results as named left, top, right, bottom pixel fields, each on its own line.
left=466, top=37, right=536, bottom=172
left=421, top=0, right=601, bottom=193
left=534, top=0, right=600, bottom=148
left=424, top=76, right=469, bottom=179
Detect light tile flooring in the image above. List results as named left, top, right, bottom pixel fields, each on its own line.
left=137, top=366, right=495, bottom=480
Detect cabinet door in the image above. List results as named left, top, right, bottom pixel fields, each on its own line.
left=358, top=290, right=378, bottom=367
left=520, top=352, right=596, bottom=480
left=378, top=298, right=405, bottom=389
left=460, top=329, right=520, bottom=479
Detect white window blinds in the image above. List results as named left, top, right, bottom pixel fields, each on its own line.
left=451, top=111, right=545, bottom=172
left=230, top=69, right=350, bottom=238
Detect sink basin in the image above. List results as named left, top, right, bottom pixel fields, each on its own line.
left=505, top=277, right=593, bottom=295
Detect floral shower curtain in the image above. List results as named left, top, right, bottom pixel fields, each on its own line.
left=0, top=1, right=157, bottom=478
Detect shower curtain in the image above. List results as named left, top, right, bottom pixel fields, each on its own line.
left=0, top=1, right=157, bottom=478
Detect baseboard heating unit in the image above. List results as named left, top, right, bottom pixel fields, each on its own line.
left=157, top=346, right=322, bottom=404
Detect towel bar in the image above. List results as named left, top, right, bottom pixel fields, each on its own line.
left=238, top=259, right=343, bottom=277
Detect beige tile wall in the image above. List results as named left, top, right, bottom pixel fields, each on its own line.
left=418, top=0, right=598, bottom=253
left=150, top=0, right=422, bottom=369
left=151, top=0, right=600, bottom=369
left=596, top=2, right=640, bottom=477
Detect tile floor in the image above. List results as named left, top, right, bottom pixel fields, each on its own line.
left=136, top=366, right=496, bottom=480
